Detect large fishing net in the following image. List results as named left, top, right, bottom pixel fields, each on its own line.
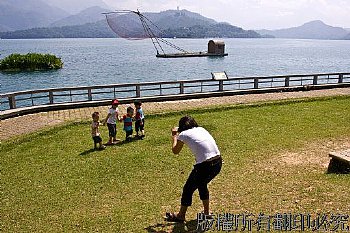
left=104, top=10, right=189, bottom=55
left=105, top=10, right=159, bottom=39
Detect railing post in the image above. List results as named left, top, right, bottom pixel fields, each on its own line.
left=31, top=94, right=34, bottom=106
left=180, top=82, right=184, bottom=94
left=254, top=77, right=259, bottom=89
left=69, top=90, right=73, bottom=102
left=49, top=91, right=54, bottom=104
left=219, top=80, right=224, bottom=91
left=313, top=75, right=318, bottom=85
left=285, top=76, right=290, bottom=87
left=87, top=88, right=92, bottom=101
left=338, top=74, right=344, bottom=83
left=8, top=95, right=16, bottom=109
left=136, top=84, right=141, bottom=97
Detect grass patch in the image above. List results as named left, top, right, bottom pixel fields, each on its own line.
left=1, top=97, right=350, bottom=232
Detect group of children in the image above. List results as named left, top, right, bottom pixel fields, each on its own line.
left=91, top=99, right=145, bottom=150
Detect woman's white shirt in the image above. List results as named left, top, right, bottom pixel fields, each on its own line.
left=177, top=127, right=220, bottom=164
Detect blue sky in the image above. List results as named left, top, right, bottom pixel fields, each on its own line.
left=104, top=0, right=350, bottom=29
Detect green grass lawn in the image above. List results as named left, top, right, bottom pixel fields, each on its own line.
left=1, top=96, right=350, bottom=232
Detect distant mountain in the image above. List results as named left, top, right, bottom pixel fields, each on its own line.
left=0, top=24, right=11, bottom=32
left=50, top=6, right=109, bottom=27
left=145, top=9, right=217, bottom=28
left=0, top=0, right=69, bottom=31
left=163, top=23, right=260, bottom=38
left=107, top=9, right=219, bottom=38
left=45, top=0, right=111, bottom=14
left=257, top=20, right=349, bottom=40
left=105, top=9, right=259, bottom=38
left=0, top=9, right=261, bottom=39
left=0, top=20, right=115, bottom=39
left=108, top=10, right=217, bottom=37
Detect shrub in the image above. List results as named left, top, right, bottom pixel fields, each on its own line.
left=0, top=53, right=63, bottom=72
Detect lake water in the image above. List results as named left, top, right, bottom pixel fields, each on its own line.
left=0, top=38, right=350, bottom=94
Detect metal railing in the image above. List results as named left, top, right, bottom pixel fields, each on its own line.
left=1, top=72, right=349, bottom=111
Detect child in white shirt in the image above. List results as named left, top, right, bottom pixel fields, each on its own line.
left=104, top=99, right=120, bottom=145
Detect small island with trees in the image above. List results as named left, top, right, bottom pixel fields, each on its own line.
left=0, top=53, right=63, bottom=72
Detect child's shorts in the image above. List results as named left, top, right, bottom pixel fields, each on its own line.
left=135, top=119, right=145, bottom=132
left=125, top=130, right=133, bottom=139
left=93, top=136, right=102, bottom=144
left=107, top=123, right=117, bottom=137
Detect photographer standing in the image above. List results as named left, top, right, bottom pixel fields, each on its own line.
left=166, top=116, right=222, bottom=222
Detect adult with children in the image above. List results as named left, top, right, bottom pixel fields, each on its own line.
left=166, top=115, right=222, bottom=222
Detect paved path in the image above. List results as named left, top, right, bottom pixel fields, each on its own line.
left=1, top=88, right=350, bottom=142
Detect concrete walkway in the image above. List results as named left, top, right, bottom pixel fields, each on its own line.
left=1, top=87, right=350, bottom=142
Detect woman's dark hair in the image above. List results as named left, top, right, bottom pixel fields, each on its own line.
left=178, top=116, right=198, bottom=133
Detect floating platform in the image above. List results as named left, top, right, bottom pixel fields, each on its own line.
left=156, top=52, right=228, bottom=58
